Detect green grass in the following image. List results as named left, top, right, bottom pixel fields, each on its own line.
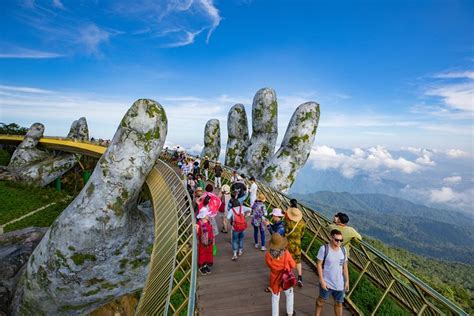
left=4, top=198, right=72, bottom=232
left=0, top=180, right=70, bottom=226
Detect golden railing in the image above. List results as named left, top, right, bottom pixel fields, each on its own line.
left=136, top=159, right=197, bottom=315
left=162, top=151, right=467, bottom=316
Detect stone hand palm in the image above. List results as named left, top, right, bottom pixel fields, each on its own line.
left=201, top=88, right=320, bottom=193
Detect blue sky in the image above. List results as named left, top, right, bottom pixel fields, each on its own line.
left=1, top=0, right=473, bottom=196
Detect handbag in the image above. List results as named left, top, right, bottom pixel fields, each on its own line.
left=280, top=251, right=297, bottom=290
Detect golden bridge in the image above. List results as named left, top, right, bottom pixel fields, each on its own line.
left=0, top=135, right=468, bottom=315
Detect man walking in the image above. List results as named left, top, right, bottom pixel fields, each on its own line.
left=316, top=229, right=349, bottom=316
left=214, top=161, right=223, bottom=189
left=327, top=212, right=361, bottom=255
left=202, top=156, right=210, bottom=180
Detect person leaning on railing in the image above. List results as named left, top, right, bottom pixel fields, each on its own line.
left=326, top=212, right=361, bottom=256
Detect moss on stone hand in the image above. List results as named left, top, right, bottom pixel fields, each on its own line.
left=71, top=253, right=97, bottom=265
left=262, top=165, right=277, bottom=183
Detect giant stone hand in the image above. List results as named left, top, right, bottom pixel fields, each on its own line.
left=202, top=88, right=320, bottom=193
left=13, top=99, right=167, bottom=315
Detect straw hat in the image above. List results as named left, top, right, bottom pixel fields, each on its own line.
left=287, top=207, right=303, bottom=222
left=269, top=233, right=288, bottom=250
left=257, top=193, right=266, bottom=202
left=271, top=208, right=284, bottom=217
left=216, top=161, right=221, bottom=164
left=221, top=184, right=231, bottom=194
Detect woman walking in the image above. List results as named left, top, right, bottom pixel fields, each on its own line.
left=285, top=199, right=306, bottom=287
left=227, top=198, right=251, bottom=261
left=265, top=233, right=296, bottom=316
left=251, top=193, right=268, bottom=251
left=219, top=184, right=232, bottom=233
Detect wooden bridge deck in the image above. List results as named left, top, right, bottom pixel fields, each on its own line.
left=197, top=218, right=352, bottom=315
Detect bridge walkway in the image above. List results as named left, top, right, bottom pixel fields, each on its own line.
left=196, top=188, right=351, bottom=315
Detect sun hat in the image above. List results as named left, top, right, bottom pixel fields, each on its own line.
left=287, top=207, right=303, bottom=222
left=216, top=161, right=221, bottom=164
left=257, top=193, right=266, bottom=202
left=195, top=187, right=203, bottom=192
left=271, top=208, right=284, bottom=217
left=269, top=233, right=288, bottom=250
left=221, top=184, right=231, bottom=194
left=197, top=208, right=210, bottom=219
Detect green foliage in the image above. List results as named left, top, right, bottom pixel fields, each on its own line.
left=167, top=269, right=189, bottom=316
left=0, top=181, right=69, bottom=225
left=0, top=122, right=28, bottom=135
left=70, top=253, right=97, bottom=265
left=0, top=149, right=11, bottom=165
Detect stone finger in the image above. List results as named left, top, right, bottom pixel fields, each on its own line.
left=201, top=119, right=221, bottom=160
left=225, top=104, right=249, bottom=169
left=243, top=88, right=278, bottom=177
left=260, top=102, right=320, bottom=193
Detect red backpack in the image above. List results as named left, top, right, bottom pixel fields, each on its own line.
left=232, top=206, right=247, bottom=232
left=281, top=251, right=297, bottom=290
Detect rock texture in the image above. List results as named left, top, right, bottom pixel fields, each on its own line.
left=225, top=104, right=249, bottom=169
left=202, top=88, right=320, bottom=193
left=8, top=123, right=49, bottom=169
left=67, top=117, right=89, bottom=141
left=12, top=99, right=168, bottom=315
left=242, top=88, right=278, bottom=177
left=261, top=102, right=320, bottom=192
left=8, top=119, right=91, bottom=187
left=200, top=119, right=221, bottom=160
left=0, top=227, right=47, bottom=316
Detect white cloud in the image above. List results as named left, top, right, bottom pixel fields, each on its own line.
left=52, top=0, right=64, bottom=9
left=434, top=71, right=474, bottom=80
left=443, top=176, right=462, bottom=185
left=415, top=149, right=436, bottom=166
left=0, top=47, right=63, bottom=59
left=446, top=149, right=468, bottom=158
left=162, top=29, right=203, bottom=48
left=308, top=145, right=423, bottom=178
left=78, top=23, right=110, bottom=55
left=430, top=187, right=457, bottom=203
left=198, top=0, right=222, bottom=43
left=426, top=82, right=474, bottom=113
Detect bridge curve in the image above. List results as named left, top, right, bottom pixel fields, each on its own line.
left=0, top=135, right=468, bottom=315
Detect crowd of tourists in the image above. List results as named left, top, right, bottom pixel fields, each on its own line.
left=172, top=150, right=361, bottom=316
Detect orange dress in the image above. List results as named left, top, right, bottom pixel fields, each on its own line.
left=265, top=250, right=296, bottom=294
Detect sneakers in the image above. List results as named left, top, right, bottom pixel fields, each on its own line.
left=261, top=246, right=266, bottom=251
left=205, top=265, right=211, bottom=274
left=238, top=249, right=243, bottom=256
left=255, top=244, right=259, bottom=249
left=297, top=276, right=303, bottom=287
left=199, top=266, right=208, bottom=275
left=231, top=255, right=238, bottom=261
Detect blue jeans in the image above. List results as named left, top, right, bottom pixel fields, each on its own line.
left=232, top=230, right=245, bottom=252
left=253, top=224, right=265, bottom=246
left=319, top=285, right=345, bottom=303
left=238, top=192, right=248, bottom=205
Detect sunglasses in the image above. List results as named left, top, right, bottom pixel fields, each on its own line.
left=333, top=238, right=344, bottom=243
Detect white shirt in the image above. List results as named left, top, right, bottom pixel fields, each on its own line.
left=317, top=245, right=347, bottom=291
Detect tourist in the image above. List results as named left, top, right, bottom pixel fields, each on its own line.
left=265, top=233, right=296, bottom=316
left=214, top=161, right=223, bottom=189
left=264, top=208, right=285, bottom=236
left=202, top=156, right=210, bottom=180
left=196, top=200, right=214, bottom=275
left=315, top=229, right=349, bottom=316
left=249, top=176, right=258, bottom=207
left=201, top=184, right=219, bottom=237
left=196, top=174, right=206, bottom=190
left=231, top=175, right=248, bottom=205
left=327, top=212, right=361, bottom=256
left=285, top=199, right=306, bottom=287
left=251, top=193, right=268, bottom=251
left=219, top=184, right=232, bottom=233
left=230, top=170, right=239, bottom=183
left=193, top=159, right=200, bottom=177
left=227, top=198, right=251, bottom=261
left=187, top=174, right=196, bottom=193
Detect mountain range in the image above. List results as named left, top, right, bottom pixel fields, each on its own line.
left=291, top=191, right=474, bottom=264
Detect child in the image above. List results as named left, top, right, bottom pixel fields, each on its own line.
left=196, top=198, right=214, bottom=275
left=251, top=193, right=268, bottom=251
left=265, top=233, right=296, bottom=316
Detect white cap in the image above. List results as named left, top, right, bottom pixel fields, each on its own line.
left=271, top=208, right=284, bottom=217
left=197, top=208, right=210, bottom=219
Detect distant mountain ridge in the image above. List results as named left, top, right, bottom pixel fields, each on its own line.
left=291, top=191, right=474, bottom=264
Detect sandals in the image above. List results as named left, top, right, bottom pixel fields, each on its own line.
left=264, top=287, right=271, bottom=293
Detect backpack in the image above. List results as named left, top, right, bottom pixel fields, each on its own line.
left=199, top=222, right=212, bottom=246
left=322, top=244, right=346, bottom=269
left=232, top=206, right=247, bottom=232
left=281, top=251, right=297, bottom=290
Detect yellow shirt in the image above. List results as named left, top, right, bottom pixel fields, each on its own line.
left=327, top=223, right=362, bottom=255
